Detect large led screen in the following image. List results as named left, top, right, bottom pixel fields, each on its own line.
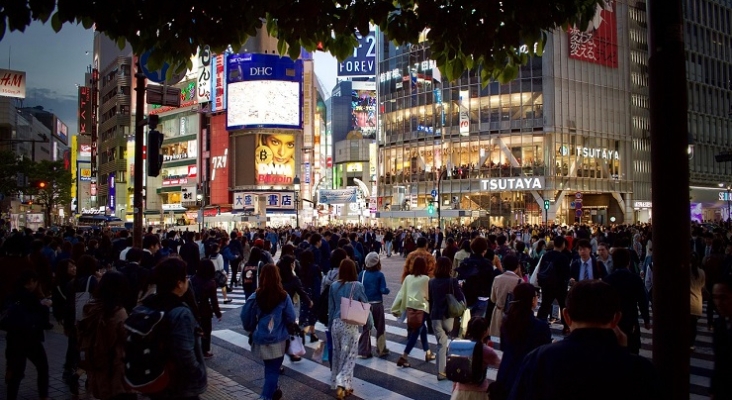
left=254, top=133, right=296, bottom=185
left=226, top=53, right=303, bottom=130
left=351, top=87, right=376, bottom=139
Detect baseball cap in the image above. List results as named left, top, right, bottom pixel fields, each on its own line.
left=365, top=252, right=380, bottom=268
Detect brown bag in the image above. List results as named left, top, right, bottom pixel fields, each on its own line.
left=406, top=308, right=424, bottom=330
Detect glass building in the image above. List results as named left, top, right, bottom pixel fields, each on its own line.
left=376, top=1, right=643, bottom=227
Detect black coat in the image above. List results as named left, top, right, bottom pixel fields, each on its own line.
left=570, top=256, right=607, bottom=281
left=179, top=241, right=201, bottom=276
left=711, top=317, right=732, bottom=398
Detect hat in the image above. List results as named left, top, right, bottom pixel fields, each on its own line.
left=365, top=252, right=380, bottom=268
left=254, top=239, right=265, bottom=248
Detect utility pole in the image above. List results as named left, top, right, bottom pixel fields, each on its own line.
left=647, top=0, right=690, bottom=398
left=133, top=61, right=146, bottom=248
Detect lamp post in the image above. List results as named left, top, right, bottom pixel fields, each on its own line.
left=196, top=193, right=203, bottom=231
left=293, top=176, right=300, bottom=228
left=436, top=169, right=447, bottom=230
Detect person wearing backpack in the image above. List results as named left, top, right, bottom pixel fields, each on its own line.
left=191, top=260, right=222, bottom=358
left=125, top=257, right=207, bottom=399
left=76, top=271, right=135, bottom=400
left=535, top=236, right=571, bottom=334
left=2, top=269, right=53, bottom=400
left=240, top=263, right=296, bottom=400
left=449, top=317, right=501, bottom=400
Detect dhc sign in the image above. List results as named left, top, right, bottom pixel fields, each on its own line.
left=480, top=177, right=545, bottom=191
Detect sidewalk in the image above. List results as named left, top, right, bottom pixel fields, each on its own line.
left=0, top=327, right=260, bottom=400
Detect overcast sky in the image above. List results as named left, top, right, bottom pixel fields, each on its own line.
left=0, top=21, right=339, bottom=135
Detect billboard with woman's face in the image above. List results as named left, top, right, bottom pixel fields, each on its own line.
left=255, top=133, right=296, bottom=185
left=351, top=82, right=376, bottom=139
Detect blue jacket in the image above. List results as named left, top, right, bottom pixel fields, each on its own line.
left=248, top=293, right=296, bottom=345
left=221, top=245, right=239, bottom=273
left=357, top=270, right=390, bottom=303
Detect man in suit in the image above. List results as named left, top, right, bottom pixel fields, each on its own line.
left=141, top=234, right=163, bottom=269
left=711, top=275, right=732, bottom=399
left=434, top=228, right=444, bottom=250
left=691, top=227, right=705, bottom=261
left=569, top=239, right=607, bottom=284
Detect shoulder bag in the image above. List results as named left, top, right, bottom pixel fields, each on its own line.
left=445, top=278, right=467, bottom=318
left=339, top=282, right=371, bottom=326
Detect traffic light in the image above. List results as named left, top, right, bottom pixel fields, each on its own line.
left=30, top=180, right=47, bottom=189
left=427, top=201, right=435, bottom=215
left=544, top=200, right=550, bottom=210
left=147, top=129, right=164, bottom=177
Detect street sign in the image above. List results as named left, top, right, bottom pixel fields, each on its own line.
left=575, top=192, right=583, bottom=199
left=576, top=209, right=583, bottom=217
left=431, top=189, right=438, bottom=198
left=570, top=201, right=576, bottom=208
left=575, top=202, right=582, bottom=210
left=140, top=51, right=185, bottom=84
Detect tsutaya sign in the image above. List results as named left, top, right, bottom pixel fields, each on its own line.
left=576, top=146, right=619, bottom=160
left=480, top=177, right=545, bottom=191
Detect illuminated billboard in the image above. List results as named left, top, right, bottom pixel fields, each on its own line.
left=254, top=133, right=296, bottom=185
left=337, top=31, right=376, bottom=77
left=568, top=1, right=618, bottom=68
left=351, top=82, right=376, bottom=139
left=226, top=53, right=303, bottom=130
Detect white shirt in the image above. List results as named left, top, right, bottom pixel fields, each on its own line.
left=119, top=246, right=132, bottom=261
left=579, top=258, right=594, bottom=280
left=211, top=254, right=224, bottom=272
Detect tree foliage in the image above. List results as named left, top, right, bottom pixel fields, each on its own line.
left=0, top=0, right=603, bottom=83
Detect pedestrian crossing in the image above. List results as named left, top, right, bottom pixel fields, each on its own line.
left=211, top=298, right=715, bottom=400
left=216, top=290, right=248, bottom=312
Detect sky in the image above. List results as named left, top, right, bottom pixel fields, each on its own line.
left=0, top=21, right=339, bottom=135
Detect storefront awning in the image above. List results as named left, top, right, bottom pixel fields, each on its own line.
left=156, top=186, right=181, bottom=194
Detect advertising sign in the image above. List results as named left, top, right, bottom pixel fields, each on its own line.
left=254, top=133, right=296, bottom=185
left=79, top=144, right=92, bottom=158
left=568, top=1, right=618, bottom=68
left=226, top=53, right=304, bottom=130
left=181, top=185, right=197, bottom=205
left=55, top=119, right=68, bottom=145
left=337, top=31, right=376, bottom=77
left=78, top=86, right=91, bottom=135
left=108, top=173, right=116, bottom=212
left=318, top=188, right=358, bottom=204
left=233, top=191, right=296, bottom=211
left=210, top=53, right=227, bottom=112
left=78, top=161, right=92, bottom=182
left=0, top=68, right=26, bottom=98
left=479, top=177, right=545, bottom=191
left=196, top=45, right=212, bottom=104
left=459, top=90, right=470, bottom=135
left=351, top=81, right=376, bottom=139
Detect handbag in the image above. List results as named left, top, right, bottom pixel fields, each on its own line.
left=445, top=278, right=467, bottom=318
left=311, top=341, right=325, bottom=362
left=287, top=334, right=306, bottom=357
left=340, top=282, right=371, bottom=326
left=75, top=276, right=93, bottom=321
left=214, top=270, right=227, bottom=288
left=406, top=308, right=424, bottom=330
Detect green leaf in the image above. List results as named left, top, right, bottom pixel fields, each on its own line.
left=277, top=38, right=288, bottom=57
left=50, top=12, right=62, bottom=32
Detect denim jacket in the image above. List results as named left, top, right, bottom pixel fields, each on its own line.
left=249, top=293, right=296, bottom=345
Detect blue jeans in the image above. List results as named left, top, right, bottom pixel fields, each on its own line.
left=404, top=319, right=428, bottom=355
left=262, top=357, right=284, bottom=399
left=470, top=299, right=488, bottom=319
left=385, top=241, right=393, bottom=256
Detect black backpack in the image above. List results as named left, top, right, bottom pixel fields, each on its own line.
left=123, top=304, right=178, bottom=394
left=536, top=257, right=558, bottom=287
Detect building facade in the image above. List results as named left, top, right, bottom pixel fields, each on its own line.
left=377, top=1, right=640, bottom=227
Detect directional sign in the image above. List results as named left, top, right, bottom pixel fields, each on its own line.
left=140, top=51, right=184, bottom=85
left=575, top=192, right=583, bottom=199
left=431, top=189, right=438, bottom=198
left=570, top=201, right=576, bottom=209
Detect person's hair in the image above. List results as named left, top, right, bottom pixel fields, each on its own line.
left=576, top=239, right=592, bottom=250
left=71, top=242, right=86, bottom=261
left=196, top=259, right=216, bottom=280
left=515, top=241, right=526, bottom=253
left=17, top=269, right=38, bottom=288
left=348, top=232, right=358, bottom=241
left=142, top=234, right=160, bottom=250
left=597, top=242, right=609, bottom=251
left=446, top=237, right=455, bottom=246
left=93, top=271, right=128, bottom=317
left=337, top=238, right=350, bottom=248
left=281, top=244, right=295, bottom=256
left=416, top=237, right=428, bottom=248
left=153, top=257, right=188, bottom=294
left=465, top=316, right=490, bottom=383
left=461, top=240, right=471, bottom=252
left=299, top=250, right=315, bottom=271
left=434, top=257, right=452, bottom=279
left=310, top=233, right=322, bottom=245
left=248, top=247, right=262, bottom=265
left=256, top=264, right=288, bottom=313
left=277, top=255, right=296, bottom=282
left=77, top=254, right=98, bottom=277
left=497, top=235, right=507, bottom=245
left=55, top=259, right=76, bottom=286
left=470, top=237, right=489, bottom=255
left=330, top=248, right=348, bottom=272
left=536, top=240, right=546, bottom=253
left=565, top=280, right=621, bottom=325
left=553, top=236, right=566, bottom=249
left=342, top=244, right=356, bottom=261
left=411, top=256, right=428, bottom=277
left=611, top=248, right=630, bottom=269
left=126, top=247, right=144, bottom=263
left=503, top=283, right=538, bottom=341
left=338, top=259, right=358, bottom=282
left=502, top=254, right=519, bottom=272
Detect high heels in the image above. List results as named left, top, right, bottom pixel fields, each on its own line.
left=397, top=356, right=410, bottom=368
left=425, top=350, right=436, bottom=362
left=336, top=386, right=347, bottom=400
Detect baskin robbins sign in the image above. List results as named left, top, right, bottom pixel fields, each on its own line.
left=480, top=177, right=545, bottom=191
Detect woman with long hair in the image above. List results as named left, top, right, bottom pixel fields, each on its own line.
left=450, top=317, right=501, bottom=400
left=391, top=256, right=434, bottom=368
left=277, top=255, right=312, bottom=362
left=490, top=283, right=550, bottom=400
left=243, top=264, right=296, bottom=400
left=328, top=259, right=371, bottom=399
left=429, top=256, right=465, bottom=380
left=191, top=260, right=222, bottom=358
left=76, top=271, right=135, bottom=400
left=242, top=246, right=263, bottom=300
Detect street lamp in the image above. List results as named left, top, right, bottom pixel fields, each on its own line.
left=293, top=175, right=301, bottom=228
left=196, top=193, right=204, bottom=231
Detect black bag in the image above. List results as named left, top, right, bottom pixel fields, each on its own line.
left=123, top=305, right=176, bottom=394
left=214, top=270, right=227, bottom=288
left=503, top=278, right=523, bottom=315
left=445, top=339, right=485, bottom=384
left=0, top=301, right=36, bottom=332
left=316, top=283, right=331, bottom=326
left=536, top=258, right=557, bottom=287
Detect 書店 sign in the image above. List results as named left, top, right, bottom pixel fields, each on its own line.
left=233, top=192, right=295, bottom=211
left=480, top=177, right=545, bottom=191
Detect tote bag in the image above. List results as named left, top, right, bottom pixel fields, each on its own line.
left=445, top=278, right=467, bottom=318
left=340, top=283, right=371, bottom=326
left=75, top=276, right=93, bottom=322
